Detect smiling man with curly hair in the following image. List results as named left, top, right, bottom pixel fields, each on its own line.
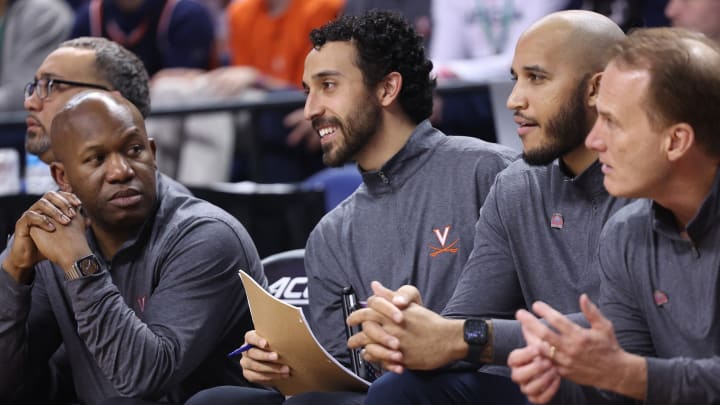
left=184, top=10, right=517, bottom=405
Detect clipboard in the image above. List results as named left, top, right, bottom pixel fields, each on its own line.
left=238, top=270, right=371, bottom=395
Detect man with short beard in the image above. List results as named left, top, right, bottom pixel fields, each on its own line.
left=344, top=10, right=633, bottom=404
left=187, top=10, right=516, bottom=405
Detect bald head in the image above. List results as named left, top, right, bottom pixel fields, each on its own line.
left=50, top=90, right=146, bottom=162
left=521, top=10, right=625, bottom=74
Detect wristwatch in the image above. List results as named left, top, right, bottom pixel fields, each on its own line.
left=64, top=254, right=101, bottom=281
left=463, top=318, right=489, bottom=362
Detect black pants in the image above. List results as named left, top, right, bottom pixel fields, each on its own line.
left=365, top=369, right=528, bottom=405
left=183, top=386, right=284, bottom=405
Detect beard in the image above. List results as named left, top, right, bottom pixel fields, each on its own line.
left=522, top=76, right=592, bottom=166
left=25, top=128, right=51, bottom=157
left=319, top=92, right=382, bottom=167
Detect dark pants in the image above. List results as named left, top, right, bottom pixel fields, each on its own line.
left=365, top=370, right=529, bottom=405
left=100, top=398, right=177, bottom=405
left=183, top=386, right=285, bottom=405
left=284, top=391, right=366, bottom=405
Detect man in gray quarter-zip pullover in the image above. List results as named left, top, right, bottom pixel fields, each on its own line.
left=0, top=92, right=271, bottom=404
left=185, top=10, right=516, bottom=405
left=510, top=28, right=720, bottom=405
left=346, top=11, right=633, bottom=405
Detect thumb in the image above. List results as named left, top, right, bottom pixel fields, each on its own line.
left=516, top=309, right=542, bottom=346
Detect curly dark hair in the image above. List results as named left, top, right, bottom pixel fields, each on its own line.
left=310, top=10, right=435, bottom=124
left=59, top=37, right=151, bottom=118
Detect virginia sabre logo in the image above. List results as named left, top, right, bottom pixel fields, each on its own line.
left=429, top=225, right=459, bottom=257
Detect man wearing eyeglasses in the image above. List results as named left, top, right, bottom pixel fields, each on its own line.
left=24, top=37, right=150, bottom=165
left=22, top=37, right=189, bottom=193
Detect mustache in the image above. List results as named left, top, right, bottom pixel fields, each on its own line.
left=312, top=117, right=342, bottom=131
left=513, top=111, right=533, bottom=122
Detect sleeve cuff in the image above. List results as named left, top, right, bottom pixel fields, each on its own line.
left=645, top=356, right=672, bottom=405
left=490, top=318, right=526, bottom=364
left=0, top=265, right=33, bottom=318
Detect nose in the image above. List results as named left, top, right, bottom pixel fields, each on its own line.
left=303, top=90, right=323, bottom=122
left=24, top=90, right=41, bottom=112
left=105, top=154, right=135, bottom=184
left=506, top=82, right=527, bottom=112
left=665, top=0, right=679, bottom=20
left=585, top=116, right=606, bottom=152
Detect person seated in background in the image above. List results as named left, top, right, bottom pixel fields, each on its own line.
left=0, top=90, right=273, bottom=404
left=427, top=0, right=571, bottom=143
left=344, top=10, right=630, bottom=405
left=509, top=27, right=720, bottom=405
left=185, top=9, right=516, bottom=405
left=665, top=0, right=720, bottom=42
left=70, top=0, right=216, bottom=76
left=0, top=0, right=72, bottom=191
left=23, top=36, right=187, bottom=194
left=220, top=0, right=345, bottom=182
left=69, top=0, right=231, bottom=185
left=342, top=0, right=432, bottom=48
left=0, top=0, right=73, bottom=112
left=156, top=0, right=345, bottom=178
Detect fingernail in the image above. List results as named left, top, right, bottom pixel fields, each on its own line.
left=61, top=215, right=70, bottom=223
left=68, top=208, right=76, bottom=217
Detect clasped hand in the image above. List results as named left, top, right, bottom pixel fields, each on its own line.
left=3, top=191, right=88, bottom=282
left=508, top=294, right=636, bottom=404
left=346, top=281, right=460, bottom=374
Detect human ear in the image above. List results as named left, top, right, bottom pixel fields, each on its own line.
left=377, top=72, right=403, bottom=107
left=50, top=162, right=72, bottom=192
left=587, top=72, right=602, bottom=108
left=666, top=123, right=694, bottom=162
left=148, top=137, right=158, bottom=168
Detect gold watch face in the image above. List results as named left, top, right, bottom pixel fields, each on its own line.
left=77, top=255, right=100, bottom=276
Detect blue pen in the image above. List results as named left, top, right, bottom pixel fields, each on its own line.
left=227, top=343, right=254, bottom=357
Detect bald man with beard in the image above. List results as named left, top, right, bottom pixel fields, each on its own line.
left=345, top=11, right=632, bottom=404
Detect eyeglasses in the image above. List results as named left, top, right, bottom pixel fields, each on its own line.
left=24, top=78, right=111, bottom=101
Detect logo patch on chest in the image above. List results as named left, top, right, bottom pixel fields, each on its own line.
left=137, top=295, right=146, bottom=313
left=550, top=213, right=564, bottom=229
left=653, top=290, right=669, bottom=307
left=429, top=225, right=459, bottom=257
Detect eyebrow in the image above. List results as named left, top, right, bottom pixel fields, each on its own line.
left=311, top=70, right=343, bottom=80
left=77, top=126, right=145, bottom=152
left=302, top=70, right=345, bottom=90
left=596, top=104, right=617, bottom=123
left=521, top=65, right=550, bottom=75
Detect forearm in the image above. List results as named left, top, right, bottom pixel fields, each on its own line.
left=643, top=356, right=720, bottom=404
left=0, top=266, right=32, bottom=396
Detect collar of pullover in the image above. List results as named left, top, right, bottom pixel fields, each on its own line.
left=558, top=158, right=607, bottom=199
left=652, top=168, right=720, bottom=242
left=360, top=120, right=441, bottom=195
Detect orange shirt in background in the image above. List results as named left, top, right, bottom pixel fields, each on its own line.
left=227, top=0, right=345, bottom=88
